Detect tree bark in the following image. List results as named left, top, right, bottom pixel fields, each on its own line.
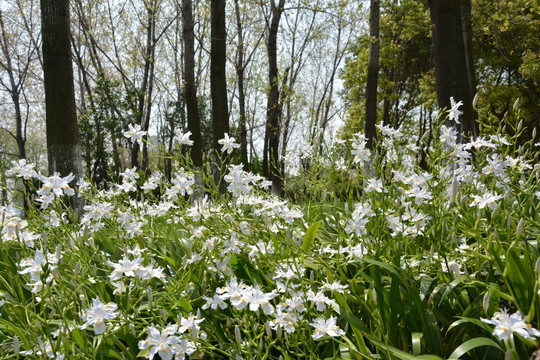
left=131, top=1, right=157, bottom=170
left=210, top=0, right=229, bottom=192
left=183, top=0, right=203, bottom=168
left=460, top=0, right=478, bottom=137
left=265, top=0, right=285, bottom=196
left=234, top=0, right=249, bottom=170
left=40, top=0, right=83, bottom=210
left=429, top=0, right=475, bottom=140
left=0, top=10, right=27, bottom=160
left=365, top=0, right=380, bottom=150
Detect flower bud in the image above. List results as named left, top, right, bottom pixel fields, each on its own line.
left=473, top=93, right=479, bottom=108
left=13, top=335, right=19, bottom=355
left=265, top=321, right=272, bottom=337
left=234, top=325, right=241, bottom=345
left=513, top=98, right=520, bottom=112
left=264, top=212, right=269, bottom=228
left=505, top=188, right=512, bottom=203
left=532, top=127, right=537, bottom=140
left=55, top=245, right=62, bottom=261
left=448, top=261, right=462, bottom=280
left=517, top=119, right=523, bottom=132
left=449, top=176, right=459, bottom=201
left=147, top=285, right=153, bottom=305
left=482, top=291, right=490, bottom=313
left=516, top=218, right=524, bottom=237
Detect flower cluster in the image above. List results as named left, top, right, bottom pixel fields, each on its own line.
left=139, top=314, right=204, bottom=360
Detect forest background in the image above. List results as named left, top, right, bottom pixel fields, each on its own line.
left=0, top=0, right=538, bottom=192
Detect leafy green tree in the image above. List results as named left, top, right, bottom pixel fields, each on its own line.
left=472, top=0, right=539, bottom=139
left=342, top=0, right=433, bottom=139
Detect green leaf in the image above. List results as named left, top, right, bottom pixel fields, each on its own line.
left=504, top=246, right=534, bottom=314
left=303, top=220, right=322, bottom=253
left=412, top=333, right=423, bottom=356
left=71, top=328, right=86, bottom=348
left=178, top=297, right=193, bottom=313
left=0, top=318, right=31, bottom=348
left=447, top=317, right=494, bottom=334
left=448, top=337, right=502, bottom=359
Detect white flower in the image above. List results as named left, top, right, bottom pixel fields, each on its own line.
left=247, top=286, right=278, bottom=315
left=310, top=316, right=345, bottom=340
left=306, top=289, right=334, bottom=312
left=440, top=125, right=457, bottom=147
left=178, top=312, right=204, bottom=334
left=322, top=280, right=348, bottom=294
left=107, top=255, right=144, bottom=281
left=365, top=178, right=383, bottom=193
left=1, top=216, right=28, bottom=242
left=351, top=133, right=371, bottom=163
left=138, top=324, right=179, bottom=360
left=482, top=309, right=540, bottom=341
left=449, top=97, right=463, bottom=124
left=124, top=124, right=146, bottom=145
left=175, top=130, right=193, bottom=146
left=217, top=133, right=240, bottom=154
left=38, top=173, right=75, bottom=197
left=80, top=298, right=118, bottom=335
left=19, top=249, right=47, bottom=283
left=6, top=159, right=37, bottom=179
left=202, top=294, right=228, bottom=310
left=470, top=192, right=503, bottom=211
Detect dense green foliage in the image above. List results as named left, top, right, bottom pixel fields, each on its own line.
left=342, top=0, right=539, bottom=142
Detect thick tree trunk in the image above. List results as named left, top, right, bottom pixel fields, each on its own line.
left=265, top=0, right=285, bottom=196
left=183, top=0, right=203, bottom=168
left=40, top=0, right=83, bottom=210
left=365, top=0, right=380, bottom=150
left=210, top=0, right=229, bottom=192
left=429, top=0, right=475, bottom=140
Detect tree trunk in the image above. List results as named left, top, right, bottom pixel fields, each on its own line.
left=141, top=38, right=156, bottom=173
left=365, top=0, right=380, bottom=150
left=183, top=0, right=203, bottom=168
left=131, top=1, right=157, bottom=170
left=234, top=0, right=249, bottom=170
left=460, top=0, right=478, bottom=137
left=210, top=0, right=229, bottom=192
left=265, top=0, right=285, bottom=196
left=429, top=0, right=475, bottom=140
left=40, top=0, right=83, bottom=210
left=0, top=10, right=27, bottom=160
